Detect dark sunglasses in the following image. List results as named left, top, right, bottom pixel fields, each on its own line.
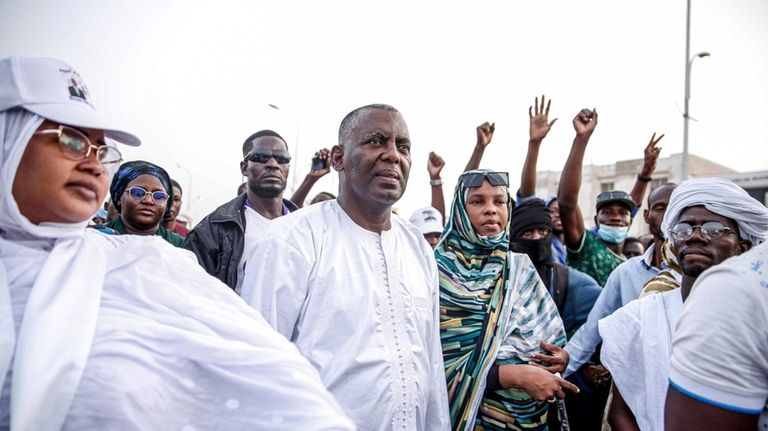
left=244, top=153, right=291, bottom=164
left=125, top=187, right=170, bottom=204
left=669, top=221, right=738, bottom=241
left=459, top=171, right=509, bottom=188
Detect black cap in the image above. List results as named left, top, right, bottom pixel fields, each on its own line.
left=596, top=190, right=636, bottom=212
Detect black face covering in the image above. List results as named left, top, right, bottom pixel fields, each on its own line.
left=510, top=237, right=553, bottom=266
left=509, top=199, right=555, bottom=270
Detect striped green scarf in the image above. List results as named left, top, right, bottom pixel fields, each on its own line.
left=436, top=170, right=566, bottom=431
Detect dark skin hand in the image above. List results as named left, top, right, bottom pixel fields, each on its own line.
left=529, top=340, right=569, bottom=374
left=464, top=122, right=495, bottom=172
left=558, top=108, right=598, bottom=248
left=427, top=151, right=446, bottom=221
left=519, top=95, right=557, bottom=198
left=628, top=133, right=664, bottom=209
left=499, top=363, right=580, bottom=400
left=290, top=148, right=331, bottom=208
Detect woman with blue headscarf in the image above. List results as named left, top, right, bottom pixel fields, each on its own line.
left=436, top=169, right=578, bottom=430
left=105, top=160, right=184, bottom=246
left=0, top=56, right=353, bottom=430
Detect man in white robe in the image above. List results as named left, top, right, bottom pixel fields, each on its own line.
left=598, top=177, right=768, bottom=430
left=241, top=104, right=450, bottom=431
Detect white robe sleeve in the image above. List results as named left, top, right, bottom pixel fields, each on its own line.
left=240, top=234, right=313, bottom=339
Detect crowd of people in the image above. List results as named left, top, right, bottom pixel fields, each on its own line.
left=1, top=55, right=767, bottom=431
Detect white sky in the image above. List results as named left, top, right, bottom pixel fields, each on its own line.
left=2, top=0, right=767, bottom=222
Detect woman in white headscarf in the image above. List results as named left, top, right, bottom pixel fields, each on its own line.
left=0, top=56, right=353, bottom=431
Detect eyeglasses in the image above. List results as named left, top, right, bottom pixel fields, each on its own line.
left=459, top=171, right=509, bottom=188
left=244, top=153, right=291, bottom=164
left=34, top=126, right=123, bottom=171
left=124, top=187, right=170, bottom=204
left=669, top=221, right=738, bottom=241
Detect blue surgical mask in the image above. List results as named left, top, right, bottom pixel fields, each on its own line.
left=597, top=224, right=629, bottom=244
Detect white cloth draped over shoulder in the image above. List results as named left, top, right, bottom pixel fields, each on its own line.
left=241, top=201, right=451, bottom=431
left=598, top=289, right=683, bottom=431
left=0, top=109, right=354, bottom=430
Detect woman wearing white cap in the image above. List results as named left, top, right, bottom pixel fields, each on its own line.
left=0, top=56, right=353, bottom=430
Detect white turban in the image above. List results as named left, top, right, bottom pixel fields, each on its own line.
left=662, top=177, right=768, bottom=245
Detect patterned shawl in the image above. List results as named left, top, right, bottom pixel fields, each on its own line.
left=435, top=170, right=566, bottom=431
left=640, top=241, right=683, bottom=297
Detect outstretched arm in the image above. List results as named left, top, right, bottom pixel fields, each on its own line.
left=427, top=151, right=446, bottom=221
left=519, top=95, right=558, bottom=198
left=290, top=148, right=331, bottom=208
left=464, top=121, right=495, bottom=172
left=558, top=109, right=598, bottom=248
left=628, top=133, right=663, bottom=210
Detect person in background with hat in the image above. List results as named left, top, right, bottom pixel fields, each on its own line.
left=556, top=108, right=663, bottom=429
left=410, top=206, right=444, bottom=249
left=558, top=108, right=664, bottom=287
left=105, top=160, right=184, bottom=247
left=0, top=55, right=353, bottom=430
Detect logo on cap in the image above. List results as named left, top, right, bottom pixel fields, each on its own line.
left=60, top=67, right=93, bottom=107
left=422, top=210, right=438, bottom=222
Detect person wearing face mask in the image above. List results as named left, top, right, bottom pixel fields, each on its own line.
left=436, top=170, right=580, bottom=430
left=509, top=199, right=602, bottom=337
left=557, top=108, right=664, bottom=288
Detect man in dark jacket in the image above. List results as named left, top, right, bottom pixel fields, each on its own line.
left=184, top=130, right=298, bottom=293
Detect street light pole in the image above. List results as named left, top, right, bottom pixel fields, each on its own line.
left=268, top=103, right=301, bottom=191
left=682, top=0, right=710, bottom=181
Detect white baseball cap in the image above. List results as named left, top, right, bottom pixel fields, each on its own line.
left=0, top=56, right=140, bottom=146
left=409, top=206, right=444, bottom=235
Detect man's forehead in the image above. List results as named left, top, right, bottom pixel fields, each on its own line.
left=600, top=202, right=631, bottom=211
left=678, top=205, right=737, bottom=225
left=249, top=136, right=288, bottom=151
left=351, top=109, right=408, bottom=135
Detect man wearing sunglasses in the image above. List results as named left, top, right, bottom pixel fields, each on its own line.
left=184, top=129, right=298, bottom=293
left=241, top=104, right=450, bottom=430
left=598, top=177, right=768, bottom=431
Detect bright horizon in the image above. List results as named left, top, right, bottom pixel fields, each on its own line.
left=2, top=0, right=766, bottom=223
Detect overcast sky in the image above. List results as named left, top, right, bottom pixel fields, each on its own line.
left=2, top=0, right=766, bottom=222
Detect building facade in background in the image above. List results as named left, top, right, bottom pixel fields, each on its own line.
left=534, top=153, right=766, bottom=237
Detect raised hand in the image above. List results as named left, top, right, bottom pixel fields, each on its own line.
left=529, top=94, right=557, bottom=142
left=529, top=340, right=569, bottom=374
left=309, top=148, right=331, bottom=178
left=476, top=122, right=496, bottom=147
left=572, top=108, right=598, bottom=138
left=641, top=133, right=664, bottom=176
left=427, top=151, right=445, bottom=179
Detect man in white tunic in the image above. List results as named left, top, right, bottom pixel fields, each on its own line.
left=241, top=104, right=450, bottom=431
left=598, top=177, right=768, bottom=430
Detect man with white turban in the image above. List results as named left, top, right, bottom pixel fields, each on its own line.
left=598, top=177, right=768, bottom=430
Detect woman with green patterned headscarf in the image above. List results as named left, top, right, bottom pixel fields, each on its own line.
left=435, top=169, right=579, bottom=431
